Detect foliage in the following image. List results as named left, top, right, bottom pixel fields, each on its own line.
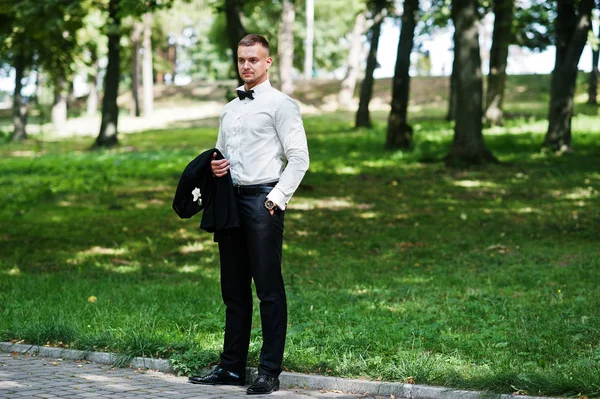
left=419, top=0, right=554, bottom=51
left=0, top=0, right=88, bottom=83
left=205, top=0, right=365, bottom=77
left=512, top=0, right=554, bottom=51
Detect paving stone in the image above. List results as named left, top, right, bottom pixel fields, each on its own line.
left=1, top=354, right=384, bottom=399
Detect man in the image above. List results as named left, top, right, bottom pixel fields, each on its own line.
left=188, top=34, right=309, bottom=395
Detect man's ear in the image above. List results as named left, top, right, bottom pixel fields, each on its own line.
left=266, top=56, right=273, bottom=71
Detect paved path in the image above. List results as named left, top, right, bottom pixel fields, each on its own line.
left=0, top=353, right=391, bottom=399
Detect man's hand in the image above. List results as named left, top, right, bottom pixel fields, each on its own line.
left=211, top=152, right=230, bottom=177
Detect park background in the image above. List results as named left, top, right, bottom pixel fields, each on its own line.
left=1, top=0, right=599, bottom=397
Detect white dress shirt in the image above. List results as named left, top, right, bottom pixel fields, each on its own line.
left=215, top=80, right=309, bottom=210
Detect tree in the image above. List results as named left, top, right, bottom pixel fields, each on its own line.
left=338, top=9, right=368, bottom=110
left=356, top=0, right=389, bottom=128
left=356, top=13, right=384, bottom=127
left=304, top=0, right=314, bottom=80
left=95, top=0, right=174, bottom=148
left=87, top=47, right=100, bottom=116
left=484, top=0, right=514, bottom=127
left=223, top=0, right=247, bottom=86
left=131, top=19, right=143, bottom=117
left=95, top=0, right=121, bottom=148
left=544, top=0, right=595, bottom=152
left=76, top=8, right=106, bottom=118
left=209, top=0, right=358, bottom=82
left=278, top=0, right=295, bottom=95
left=386, top=0, right=419, bottom=149
left=12, top=52, right=29, bottom=141
left=51, top=76, right=68, bottom=133
left=0, top=3, right=30, bottom=141
left=0, top=0, right=85, bottom=140
left=447, top=29, right=459, bottom=121
left=440, top=0, right=553, bottom=122
left=142, top=12, right=153, bottom=116
left=445, top=0, right=496, bottom=164
left=588, top=25, right=599, bottom=105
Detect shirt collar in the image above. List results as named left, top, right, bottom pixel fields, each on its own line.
left=237, top=80, right=272, bottom=98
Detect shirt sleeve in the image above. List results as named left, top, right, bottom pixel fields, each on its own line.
left=267, top=96, right=310, bottom=210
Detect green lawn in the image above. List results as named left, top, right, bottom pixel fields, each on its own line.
left=1, top=105, right=600, bottom=397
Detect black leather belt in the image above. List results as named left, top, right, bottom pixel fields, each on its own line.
left=234, top=182, right=277, bottom=196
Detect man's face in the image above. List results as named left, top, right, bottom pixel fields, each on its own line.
left=237, top=44, right=272, bottom=89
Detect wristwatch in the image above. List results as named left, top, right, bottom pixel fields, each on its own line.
left=264, top=199, right=278, bottom=211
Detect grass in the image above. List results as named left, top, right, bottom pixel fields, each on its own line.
left=1, top=80, right=600, bottom=397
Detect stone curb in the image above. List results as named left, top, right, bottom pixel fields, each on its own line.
left=0, top=342, right=171, bottom=373
left=1, top=342, right=560, bottom=399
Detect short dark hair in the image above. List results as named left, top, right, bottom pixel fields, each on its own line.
left=238, top=34, right=270, bottom=55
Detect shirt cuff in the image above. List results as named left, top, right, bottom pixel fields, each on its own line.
left=266, top=187, right=288, bottom=211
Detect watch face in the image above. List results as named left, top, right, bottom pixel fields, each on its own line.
left=265, top=200, right=275, bottom=209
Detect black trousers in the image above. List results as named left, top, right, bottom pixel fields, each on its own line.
left=216, top=191, right=286, bottom=377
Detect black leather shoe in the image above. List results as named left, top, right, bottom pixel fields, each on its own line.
left=188, top=367, right=245, bottom=386
left=246, top=374, right=280, bottom=395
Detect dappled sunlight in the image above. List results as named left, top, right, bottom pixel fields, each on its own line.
left=134, top=198, right=166, bottom=209
left=395, top=276, right=434, bottom=284
left=289, top=196, right=373, bottom=211
left=335, top=165, right=360, bottom=175
left=453, top=180, right=499, bottom=189
left=177, top=265, right=201, bottom=273
left=80, top=246, right=127, bottom=256
left=117, top=185, right=172, bottom=196
left=557, top=187, right=598, bottom=200
left=179, top=242, right=205, bottom=254
left=166, top=227, right=206, bottom=241
left=515, top=207, right=541, bottom=214
left=362, top=159, right=398, bottom=168
left=107, top=264, right=141, bottom=274
left=359, top=211, right=378, bottom=219
left=572, top=115, right=600, bottom=133
left=10, top=150, right=37, bottom=157
left=175, top=264, right=220, bottom=279
left=2, top=267, right=21, bottom=276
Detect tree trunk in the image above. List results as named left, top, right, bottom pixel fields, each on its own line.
left=356, top=16, right=383, bottom=128
left=87, top=48, right=99, bottom=117
left=12, top=52, right=27, bottom=142
left=304, top=0, right=314, bottom=80
left=95, top=0, right=120, bottom=148
left=385, top=0, right=418, bottom=149
left=587, top=27, right=599, bottom=105
left=169, top=44, right=176, bottom=83
left=131, top=21, right=142, bottom=117
left=224, top=0, right=247, bottom=86
left=445, top=0, right=496, bottom=165
left=142, top=12, right=154, bottom=116
left=32, top=67, right=42, bottom=106
left=278, top=0, right=295, bottom=96
left=484, top=0, right=514, bottom=126
left=544, top=0, right=594, bottom=152
left=52, top=76, right=68, bottom=133
left=339, top=10, right=368, bottom=110
left=446, top=27, right=460, bottom=122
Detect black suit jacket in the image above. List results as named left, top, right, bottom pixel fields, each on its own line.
left=172, top=148, right=239, bottom=233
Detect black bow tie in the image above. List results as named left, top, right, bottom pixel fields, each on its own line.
left=237, top=89, right=254, bottom=100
